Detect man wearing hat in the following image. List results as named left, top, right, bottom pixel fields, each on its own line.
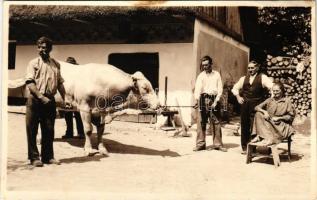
left=61, top=57, right=85, bottom=139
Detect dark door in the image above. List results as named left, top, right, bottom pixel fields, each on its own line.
left=108, top=53, right=159, bottom=90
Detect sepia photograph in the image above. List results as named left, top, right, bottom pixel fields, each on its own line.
left=1, top=1, right=316, bottom=199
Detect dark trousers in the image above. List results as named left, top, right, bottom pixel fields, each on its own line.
left=26, top=96, right=56, bottom=162
left=240, top=100, right=259, bottom=150
left=64, top=111, right=84, bottom=136
left=196, top=94, right=223, bottom=148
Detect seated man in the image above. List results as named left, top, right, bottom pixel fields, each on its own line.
left=251, top=82, right=296, bottom=146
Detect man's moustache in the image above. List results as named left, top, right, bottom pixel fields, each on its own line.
left=40, top=52, right=49, bottom=56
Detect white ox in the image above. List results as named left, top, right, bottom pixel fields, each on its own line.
left=59, top=61, right=160, bottom=156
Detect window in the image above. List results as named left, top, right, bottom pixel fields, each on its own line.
left=8, top=40, right=16, bottom=70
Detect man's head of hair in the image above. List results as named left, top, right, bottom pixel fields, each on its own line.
left=249, top=60, right=259, bottom=68
left=247, top=60, right=261, bottom=76
left=201, top=55, right=213, bottom=65
left=66, top=57, right=78, bottom=65
left=200, top=55, right=213, bottom=73
left=37, top=36, right=53, bottom=52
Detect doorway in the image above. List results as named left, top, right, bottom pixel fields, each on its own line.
left=108, top=52, right=159, bottom=90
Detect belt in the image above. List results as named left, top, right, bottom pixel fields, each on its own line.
left=29, top=93, right=54, bottom=99
left=200, top=93, right=216, bottom=108
left=43, top=93, right=54, bottom=97
left=43, top=94, right=55, bottom=100
left=200, top=93, right=216, bottom=99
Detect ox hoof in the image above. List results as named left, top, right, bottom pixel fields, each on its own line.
left=98, top=144, right=109, bottom=156
left=84, top=148, right=94, bottom=157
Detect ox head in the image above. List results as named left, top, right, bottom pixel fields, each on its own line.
left=131, top=71, right=160, bottom=110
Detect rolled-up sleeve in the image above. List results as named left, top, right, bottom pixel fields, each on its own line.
left=215, top=72, right=223, bottom=103
left=255, top=98, right=270, bottom=111
left=231, top=76, right=244, bottom=96
left=286, top=98, right=295, bottom=122
left=261, top=74, right=273, bottom=90
left=25, top=61, right=36, bottom=83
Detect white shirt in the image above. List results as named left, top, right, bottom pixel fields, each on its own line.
left=231, top=73, right=273, bottom=96
left=194, top=70, right=223, bottom=102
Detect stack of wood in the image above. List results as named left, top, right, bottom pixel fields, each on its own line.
left=265, top=55, right=312, bottom=117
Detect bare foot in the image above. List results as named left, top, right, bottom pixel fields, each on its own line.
left=250, top=136, right=261, bottom=143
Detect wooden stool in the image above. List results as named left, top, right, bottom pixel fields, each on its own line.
left=161, top=110, right=178, bottom=129
left=246, top=143, right=281, bottom=167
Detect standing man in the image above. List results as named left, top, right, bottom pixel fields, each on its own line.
left=61, top=57, right=84, bottom=139
left=193, top=55, right=227, bottom=152
left=231, top=60, right=273, bottom=154
left=25, top=36, right=65, bottom=167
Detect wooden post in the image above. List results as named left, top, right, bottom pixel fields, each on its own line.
left=164, top=76, right=168, bottom=107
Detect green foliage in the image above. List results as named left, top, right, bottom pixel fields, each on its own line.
left=257, top=7, right=311, bottom=56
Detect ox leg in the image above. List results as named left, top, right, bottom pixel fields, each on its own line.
left=80, top=110, right=94, bottom=156
left=97, top=123, right=108, bottom=155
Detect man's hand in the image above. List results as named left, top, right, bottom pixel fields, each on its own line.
left=236, top=95, right=244, bottom=104
left=211, top=101, right=217, bottom=109
left=194, top=100, right=199, bottom=109
left=263, top=111, right=271, bottom=120
left=271, top=116, right=281, bottom=124
left=39, top=95, right=51, bottom=104
left=27, top=83, right=51, bottom=104
left=65, top=102, right=73, bottom=109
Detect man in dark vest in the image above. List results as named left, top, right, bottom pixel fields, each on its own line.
left=231, top=60, right=273, bottom=154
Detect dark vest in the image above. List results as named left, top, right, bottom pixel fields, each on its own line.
left=241, top=73, right=265, bottom=102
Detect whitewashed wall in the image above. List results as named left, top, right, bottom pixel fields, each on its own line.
left=190, top=19, right=250, bottom=124
left=9, top=43, right=196, bottom=125
left=193, top=19, right=250, bottom=82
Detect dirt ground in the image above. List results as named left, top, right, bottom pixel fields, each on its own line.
left=3, top=112, right=315, bottom=200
